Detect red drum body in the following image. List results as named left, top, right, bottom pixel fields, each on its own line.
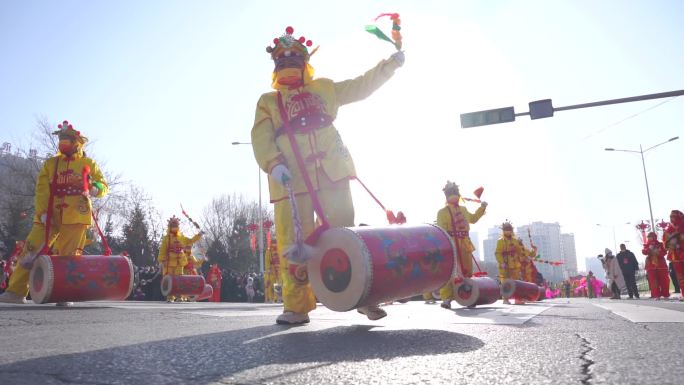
left=308, top=224, right=456, bottom=312
left=189, top=284, right=213, bottom=301
left=161, top=275, right=206, bottom=297
left=453, top=277, right=500, bottom=307
left=500, top=279, right=541, bottom=301
left=29, top=255, right=134, bottom=304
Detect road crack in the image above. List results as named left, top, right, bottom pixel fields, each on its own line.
left=576, top=333, right=595, bottom=385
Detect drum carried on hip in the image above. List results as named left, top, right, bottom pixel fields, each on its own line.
left=453, top=276, right=500, bottom=307
left=188, top=284, right=213, bottom=301
left=308, top=224, right=457, bottom=312
left=161, top=275, right=206, bottom=297
left=500, top=279, right=541, bottom=301
left=29, top=255, right=135, bottom=304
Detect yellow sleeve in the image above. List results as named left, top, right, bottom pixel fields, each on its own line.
left=88, top=159, right=108, bottom=198
left=333, top=58, right=400, bottom=106
left=495, top=240, right=504, bottom=264
left=182, top=233, right=202, bottom=246
left=33, top=159, right=52, bottom=219
left=436, top=207, right=450, bottom=232
left=464, top=205, right=486, bottom=224
left=251, top=94, right=286, bottom=174
left=157, top=236, right=168, bottom=263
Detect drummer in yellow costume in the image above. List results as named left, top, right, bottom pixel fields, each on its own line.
left=0, top=120, right=108, bottom=305
left=495, top=222, right=524, bottom=304
left=436, top=181, right=487, bottom=309
left=157, top=216, right=202, bottom=302
left=251, top=26, right=404, bottom=325
left=518, top=239, right=538, bottom=284
left=183, top=245, right=203, bottom=276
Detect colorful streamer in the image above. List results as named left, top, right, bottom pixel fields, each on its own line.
left=365, top=13, right=402, bottom=50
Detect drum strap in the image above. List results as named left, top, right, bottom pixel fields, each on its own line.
left=39, top=157, right=61, bottom=255
left=91, top=207, right=111, bottom=256
left=277, top=91, right=330, bottom=245
left=276, top=92, right=401, bottom=242
left=447, top=205, right=485, bottom=276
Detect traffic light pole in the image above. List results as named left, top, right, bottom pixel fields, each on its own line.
left=461, top=89, right=684, bottom=128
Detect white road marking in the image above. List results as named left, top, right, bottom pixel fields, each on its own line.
left=594, top=302, right=684, bottom=323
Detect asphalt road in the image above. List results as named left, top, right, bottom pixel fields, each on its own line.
left=1, top=297, right=683, bottom=385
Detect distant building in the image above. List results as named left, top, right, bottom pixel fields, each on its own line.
left=561, top=233, right=578, bottom=278
left=483, top=225, right=501, bottom=264
left=470, top=231, right=481, bottom=260
left=481, top=221, right=577, bottom=283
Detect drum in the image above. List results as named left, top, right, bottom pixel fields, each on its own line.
left=308, top=224, right=457, bottom=312
left=453, top=277, right=500, bottom=307
left=189, top=284, right=213, bottom=301
left=538, top=286, right=546, bottom=301
left=500, top=279, right=541, bottom=301
left=161, top=275, right=206, bottom=297
left=29, top=255, right=134, bottom=304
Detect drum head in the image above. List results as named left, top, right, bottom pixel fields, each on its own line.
left=454, top=278, right=477, bottom=307
left=308, top=227, right=371, bottom=312
left=160, top=275, right=172, bottom=297
left=29, top=255, right=53, bottom=304
left=500, top=278, right=515, bottom=299
left=123, top=256, right=135, bottom=299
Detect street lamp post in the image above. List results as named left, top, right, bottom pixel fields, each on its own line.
left=605, top=136, right=679, bottom=227
left=596, top=222, right=631, bottom=252
left=232, top=141, right=264, bottom=273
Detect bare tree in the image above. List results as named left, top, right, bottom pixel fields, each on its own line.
left=201, top=193, right=272, bottom=270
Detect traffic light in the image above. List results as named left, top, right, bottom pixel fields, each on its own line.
left=460, top=107, right=515, bottom=128
left=529, top=99, right=554, bottom=120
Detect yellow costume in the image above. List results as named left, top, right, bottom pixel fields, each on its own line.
left=251, top=26, right=403, bottom=322
left=518, top=240, right=538, bottom=283
left=495, top=224, right=523, bottom=281
left=158, top=223, right=200, bottom=275
left=183, top=247, right=202, bottom=275
left=436, top=182, right=486, bottom=303
left=2, top=121, right=107, bottom=301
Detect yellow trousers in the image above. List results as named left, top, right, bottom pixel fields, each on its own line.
left=163, top=266, right=184, bottom=276
left=7, top=223, right=88, bottom=298
left=439, top=237, right=476, bottom=300
left=498, top=266, right=522, bottom=282
left=274, top=174, right=354, bottom=314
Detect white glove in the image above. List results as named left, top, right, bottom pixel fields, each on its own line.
left=391, top=51, right=405, bottom=67
left=40, top=213, right=47, bottom=223
left=270, top=164, right=292, bottom=185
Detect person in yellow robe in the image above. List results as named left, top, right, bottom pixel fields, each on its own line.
left=518, top=239, right=538, bottom=284
left=251, top=26, right=404, bottom=325
left=436, top=181, right=487, bottom=309
left=495, top=222, right=524, bottom=304
left=0, top=121, right=108, bottom=305
left=157, top=216, right=202, bottom=302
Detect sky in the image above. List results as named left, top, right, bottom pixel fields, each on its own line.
left=1, top=0, right=683, bottom=271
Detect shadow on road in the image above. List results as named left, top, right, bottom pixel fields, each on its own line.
left=0, top=323, right=484, bottom=384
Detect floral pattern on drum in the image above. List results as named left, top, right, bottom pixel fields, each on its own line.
left=355, top=225, right=454, bottom=306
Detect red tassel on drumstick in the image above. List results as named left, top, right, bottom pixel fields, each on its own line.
left=461, top=186, right=484, bottom=203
